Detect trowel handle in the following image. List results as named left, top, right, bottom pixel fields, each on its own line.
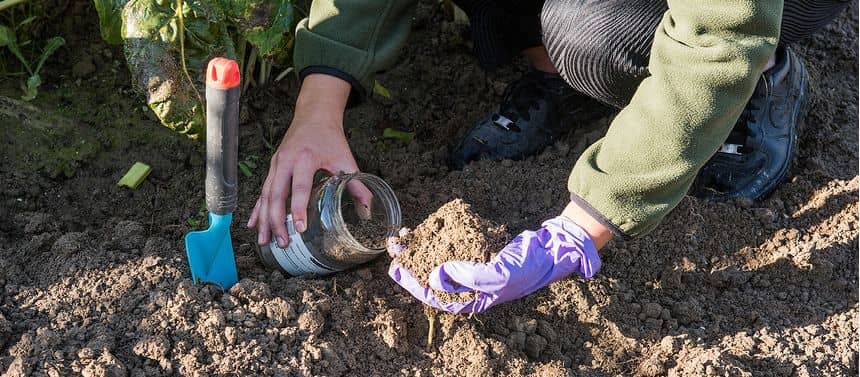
left=204, top=58, right=241, bottom=215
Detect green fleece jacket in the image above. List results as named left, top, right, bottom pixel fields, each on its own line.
left=293, top=0, right=782, bottom=238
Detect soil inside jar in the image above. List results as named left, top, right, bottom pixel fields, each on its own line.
left=346, top=217, right=390, bottom=250
left=342, top=197, right=391, bottom=250
left=394, top=199, right=511, bottom=303
left=317, top=199, right=392, bottom=265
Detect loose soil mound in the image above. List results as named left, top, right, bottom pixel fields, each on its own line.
left=0, top=0, right=857, bottom=376
left=394, top=199, right=510, bottom=302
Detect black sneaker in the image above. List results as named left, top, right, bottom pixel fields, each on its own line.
left=449, top=70, right=611, bottom=170
left=693, top=46, right=809, bottom=201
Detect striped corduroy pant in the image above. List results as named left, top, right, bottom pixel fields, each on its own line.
left=454, top=0, right=850, bottom=107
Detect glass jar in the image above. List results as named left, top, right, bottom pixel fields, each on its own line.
left=257, top=172, right=401, bottom=276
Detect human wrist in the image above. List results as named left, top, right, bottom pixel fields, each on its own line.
left=294, top=73, right=351, bottom=126
left=560, top=201, right=613, bottom=250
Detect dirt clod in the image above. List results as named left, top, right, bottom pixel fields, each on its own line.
left=509, top=316, right=538, bottom=334
left=642, top=302, right=663, bottom=318
left=394, top=199, right=510, bottom=303
left=506, top=331, right=527, bottom=351
left=525, top=334, right=548, bottom=359
left=536, top=320, right=558, bottom=343
left=298, top=309, right=326, bottom=336
left=132, top=336, right=169, bottom=361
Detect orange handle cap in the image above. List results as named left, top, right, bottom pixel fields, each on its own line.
left=206, top=57, right=241, bottom=89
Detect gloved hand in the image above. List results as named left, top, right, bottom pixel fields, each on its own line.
left=387, top=216, right=601, bottom=314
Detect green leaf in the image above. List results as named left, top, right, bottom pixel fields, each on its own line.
left=0, top=25, right=30, bottom=74
left=382, top=128, right=415, bottom=143
left=94, top=0, right=128, bottom=44
left=373, top=80, right=392, bottom=99
left=16, top=16, right=38, bottom=29
left=113, top=0, right=298, bottom=138
left=33, top=37, right=64, bottom=74
left=0, top=25, right=13, bottom=47
left=122, top=0, right=235, bottom=139
left=243, top=160, right=257, bottom=169
left=239, top=162, right=252, bottom=177
left=229, top=0, right=296, bottom=60
left=21, top=74, right=40, bottom=101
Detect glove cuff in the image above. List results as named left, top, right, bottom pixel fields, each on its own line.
left=542, top=216, right=602, bottom=278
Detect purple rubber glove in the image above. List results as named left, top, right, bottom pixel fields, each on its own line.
left=387, top=216, right=601, bottom=314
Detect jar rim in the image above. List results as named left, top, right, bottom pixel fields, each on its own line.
left=327, top=172, right=402, bottom=254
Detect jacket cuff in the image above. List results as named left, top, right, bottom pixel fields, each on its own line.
left=299, top=66, right=366, bottom=108
left=569, top=192, right=632, bottom=240
left=293, top=19, right=375, bottom=106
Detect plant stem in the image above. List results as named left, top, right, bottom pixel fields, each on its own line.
left=258, top=58, right=266, bottom=85
left=425, top=306, right=436, bottom=348
left=237, top=38, right=246, bottom=85
left=243, top=47, right=257, bottom=92
left=175, top=0, right=202, bottom=105
left=0, top=0, right=28, bottom=12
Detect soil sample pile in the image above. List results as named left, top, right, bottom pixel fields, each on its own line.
left=395, top=199, right=511, bottom=303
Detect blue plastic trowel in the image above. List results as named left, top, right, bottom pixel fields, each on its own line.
left=184, top=57, right=241, bottom=289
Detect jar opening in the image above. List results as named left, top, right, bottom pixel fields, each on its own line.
left=328, top=173, right=402, bottom=255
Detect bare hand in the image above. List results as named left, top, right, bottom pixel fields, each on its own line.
left=247, top=74, right=371, bottom=247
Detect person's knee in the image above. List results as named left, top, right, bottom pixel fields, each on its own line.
left=540, top=1, right=601, bottom=83
left=540, top=0, right=664, bottom=108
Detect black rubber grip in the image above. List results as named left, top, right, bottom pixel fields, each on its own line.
left=205, top=85, right=240, bottom=215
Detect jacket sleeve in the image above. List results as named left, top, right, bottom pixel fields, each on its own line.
left=567, top=0, right=783, bottom=238
left=293, top=0, right=417, bottom=105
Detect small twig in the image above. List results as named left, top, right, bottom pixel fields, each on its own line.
left=469, top=292, right=480, bottom=319
left=274, top=67, right=294, bottom=82
left=425, top=306, right=436, bottom=348
left=617, top=355, right=643, bottom=365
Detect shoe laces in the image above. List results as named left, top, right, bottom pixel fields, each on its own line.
left=492, top=72, right=555, bottom=132
left=719, top=77, right=768, bottom=155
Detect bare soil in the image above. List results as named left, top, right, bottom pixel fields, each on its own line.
left=1, top=1, right=857, bottom=376
left=394, top=199, right=509, bottom=303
